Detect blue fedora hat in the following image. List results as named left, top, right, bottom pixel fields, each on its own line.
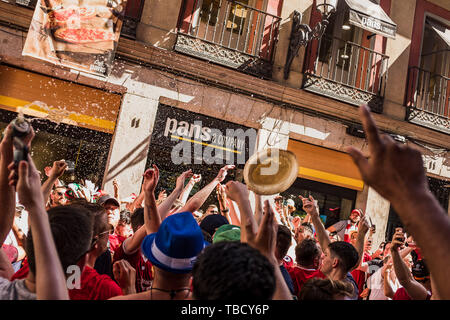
left=141, top=211, right=208, bottom=274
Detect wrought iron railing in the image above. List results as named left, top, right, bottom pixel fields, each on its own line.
left=175, top=0, right=281, bottom=78
left=406, top=66, right=450, bottom=134
left=303, top=35, right=389, bottom=113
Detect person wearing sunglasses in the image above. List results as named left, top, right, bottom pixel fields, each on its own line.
left=48, top=186, right=68, bottom=209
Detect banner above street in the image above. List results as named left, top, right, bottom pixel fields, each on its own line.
left=22, top=0, right=127, bottom=77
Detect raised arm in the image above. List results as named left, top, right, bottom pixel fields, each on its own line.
left=253, top=193, right=263, bottom=226
left=9, top=156, right=68, bottom=299
left=0, top=125, right=16, bottom=246
left=177, top=165, right=235, bottom=214
left=299, top=195, right=330, bottom=251
left=224, top=181, right=257, bottom=243
left=216, top=184, right=231, bottom=223
left=158, top=170, right=193, bottom=219
left=245, top=199, right=293, bottom=300
left=346, top=105, right=450, bottom=299
left=390, top=228, right=428, bottom=300
left=142, top=165, right=161, bottom=234
left=352, top=213, right=370, bottom=271
left=41, top=160, right=67, bottom=206
left=178, top=174, right=201, bottom=205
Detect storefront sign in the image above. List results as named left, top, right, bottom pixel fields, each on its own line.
left=22, top=0, right=127, bottom=77
left=151, top=104, right=257, bottom=166
left=349, top=10, right=396, bottom=39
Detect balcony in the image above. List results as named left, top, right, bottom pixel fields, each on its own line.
left=302, top=36, right=389, bottom=113
left=406, top=66, right=450, bottom=134
left=175, top=0, right=281, bottom=79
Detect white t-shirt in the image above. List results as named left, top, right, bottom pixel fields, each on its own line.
left=367, top=268, right=401, bottom=300
left=0, top=278, right=36, bottom=300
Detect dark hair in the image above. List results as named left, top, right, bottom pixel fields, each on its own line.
left=201, top=229, right=212, bottom=244
left=71, top=200, right=108, bottom=250
left=295, top=239, right=320, bottom=267
left=328, top=241, right=359, bottom=273
left=192, top=241, right=275, bottom=300
left=26, top=205, right=94, bottom=275
left=119, top=210, right=131, bottom=225
left=298, top=278, right=354, bottom=300
left=130, top=208, right=144, bottom=233
left=301, top=222, right=314, bottom=235
left=276, top=224, right=292, bottom=260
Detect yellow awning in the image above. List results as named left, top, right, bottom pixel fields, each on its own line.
left=288, top=140, right=364, bottom=191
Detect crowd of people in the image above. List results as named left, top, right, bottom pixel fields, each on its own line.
left=0, top=104, right=449, bottom=300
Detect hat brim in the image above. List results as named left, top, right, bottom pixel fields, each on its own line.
left=141, top=233, right=209, bottom=274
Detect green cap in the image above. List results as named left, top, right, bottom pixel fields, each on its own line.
left=213, top=225, right=241, bottom=243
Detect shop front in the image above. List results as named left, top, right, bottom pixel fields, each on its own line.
left=146, top=103, right=257, bottom=210
left=282, top=139, right=364, bottom=228
left=0, top=64, right=122, bottom=186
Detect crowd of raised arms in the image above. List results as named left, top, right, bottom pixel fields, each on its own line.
left=0, top=105, right=449, bottom=300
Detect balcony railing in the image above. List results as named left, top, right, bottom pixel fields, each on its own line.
left=406, top=66, right=450, bottom=134
left=302, top=36, right=389, bottom=113
left=175, top=0, right=281, bottom=78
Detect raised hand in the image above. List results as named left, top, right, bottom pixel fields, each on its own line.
left=176, top=169, right=193, bottom=190
left=47, top=160, right=68, bottom=179
left=157, top=190, right=167, bottom=202
left=224, top=181, right=248, bottom=203
left=8, top=156, right=43, bottom=208
left=215, top=165, right=235, bottom=183
left=298, top=195, right=319, bottom=217
left=189, top=173, right=202, bottom=184
left=142, top=165, right=159, bottom=195
left=245, top=199, right=278, bottom=264
left=390, top=228, right=405, bottom=251
left=345, top=105, right=429, bottom=203
left=113, top=259, right=136, bottom=295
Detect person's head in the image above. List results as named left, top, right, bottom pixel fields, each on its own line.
left=275, top=224, right=292, bottom=261
left=274, top=196, right=283, bottom=209
left=320, top=241, right=359, bottom=276
left=192, top=241, right=276, bottom=300
left=115, top=210, right=133, bottom=238
left=25, top=204, right=94, bottom=276
left=130, top=208, right=145, bottom=233
left=298, top=278, right=354, bottom=300
left=286, top=199, right=296, bottom=213
left=412, top=259, right=431, bottom=289
left=349, top=209, right=362, bottom=224
left=50, top=186, right=67, bottom=207
left=295, top=238, right=321, bottom=269
left=98, top=195, right=120, bottom=229
left=205, top=204, right=219, bottom=215
left=141, top=211, right=207, bottom=275
left=349, top=230, right=358, bottom=246
left=212, top=225, right=241, bottom=243
left=199, top=213, right=229, bottom=238
left=295, top=222, right=314, bottom=244
left=364, top=237, right=373, bottom=253
left=71, top=200, right=109, bottom=259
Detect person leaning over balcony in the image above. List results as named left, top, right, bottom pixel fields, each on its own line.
left=345, top=104, right=450, bottom=299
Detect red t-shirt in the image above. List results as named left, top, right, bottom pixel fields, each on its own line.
left=350, top=252, right=372, bottom=299
left=69, top=266, right=123, bottom=300
left=113, top=243, right=153, bottom=293
left=10, top=259, right=29, bottom=280
left=288, top=266, right=326, bottom=298
left=109, top=233, right=126, bottom=255
left=393, top=287, right=412, bottom=300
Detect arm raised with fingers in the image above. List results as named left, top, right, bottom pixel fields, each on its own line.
left=345, top=104, right=450, bottom=299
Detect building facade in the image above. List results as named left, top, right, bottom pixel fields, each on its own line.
left=0, top=0, right=449, bottom=247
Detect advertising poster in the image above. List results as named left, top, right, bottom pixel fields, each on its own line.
left=22, top=0, right=127, bottom=77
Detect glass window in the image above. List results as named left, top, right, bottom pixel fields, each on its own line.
left=280, top=178, right=357, bottom=229
left=0, top=109, right=112, bottom=187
